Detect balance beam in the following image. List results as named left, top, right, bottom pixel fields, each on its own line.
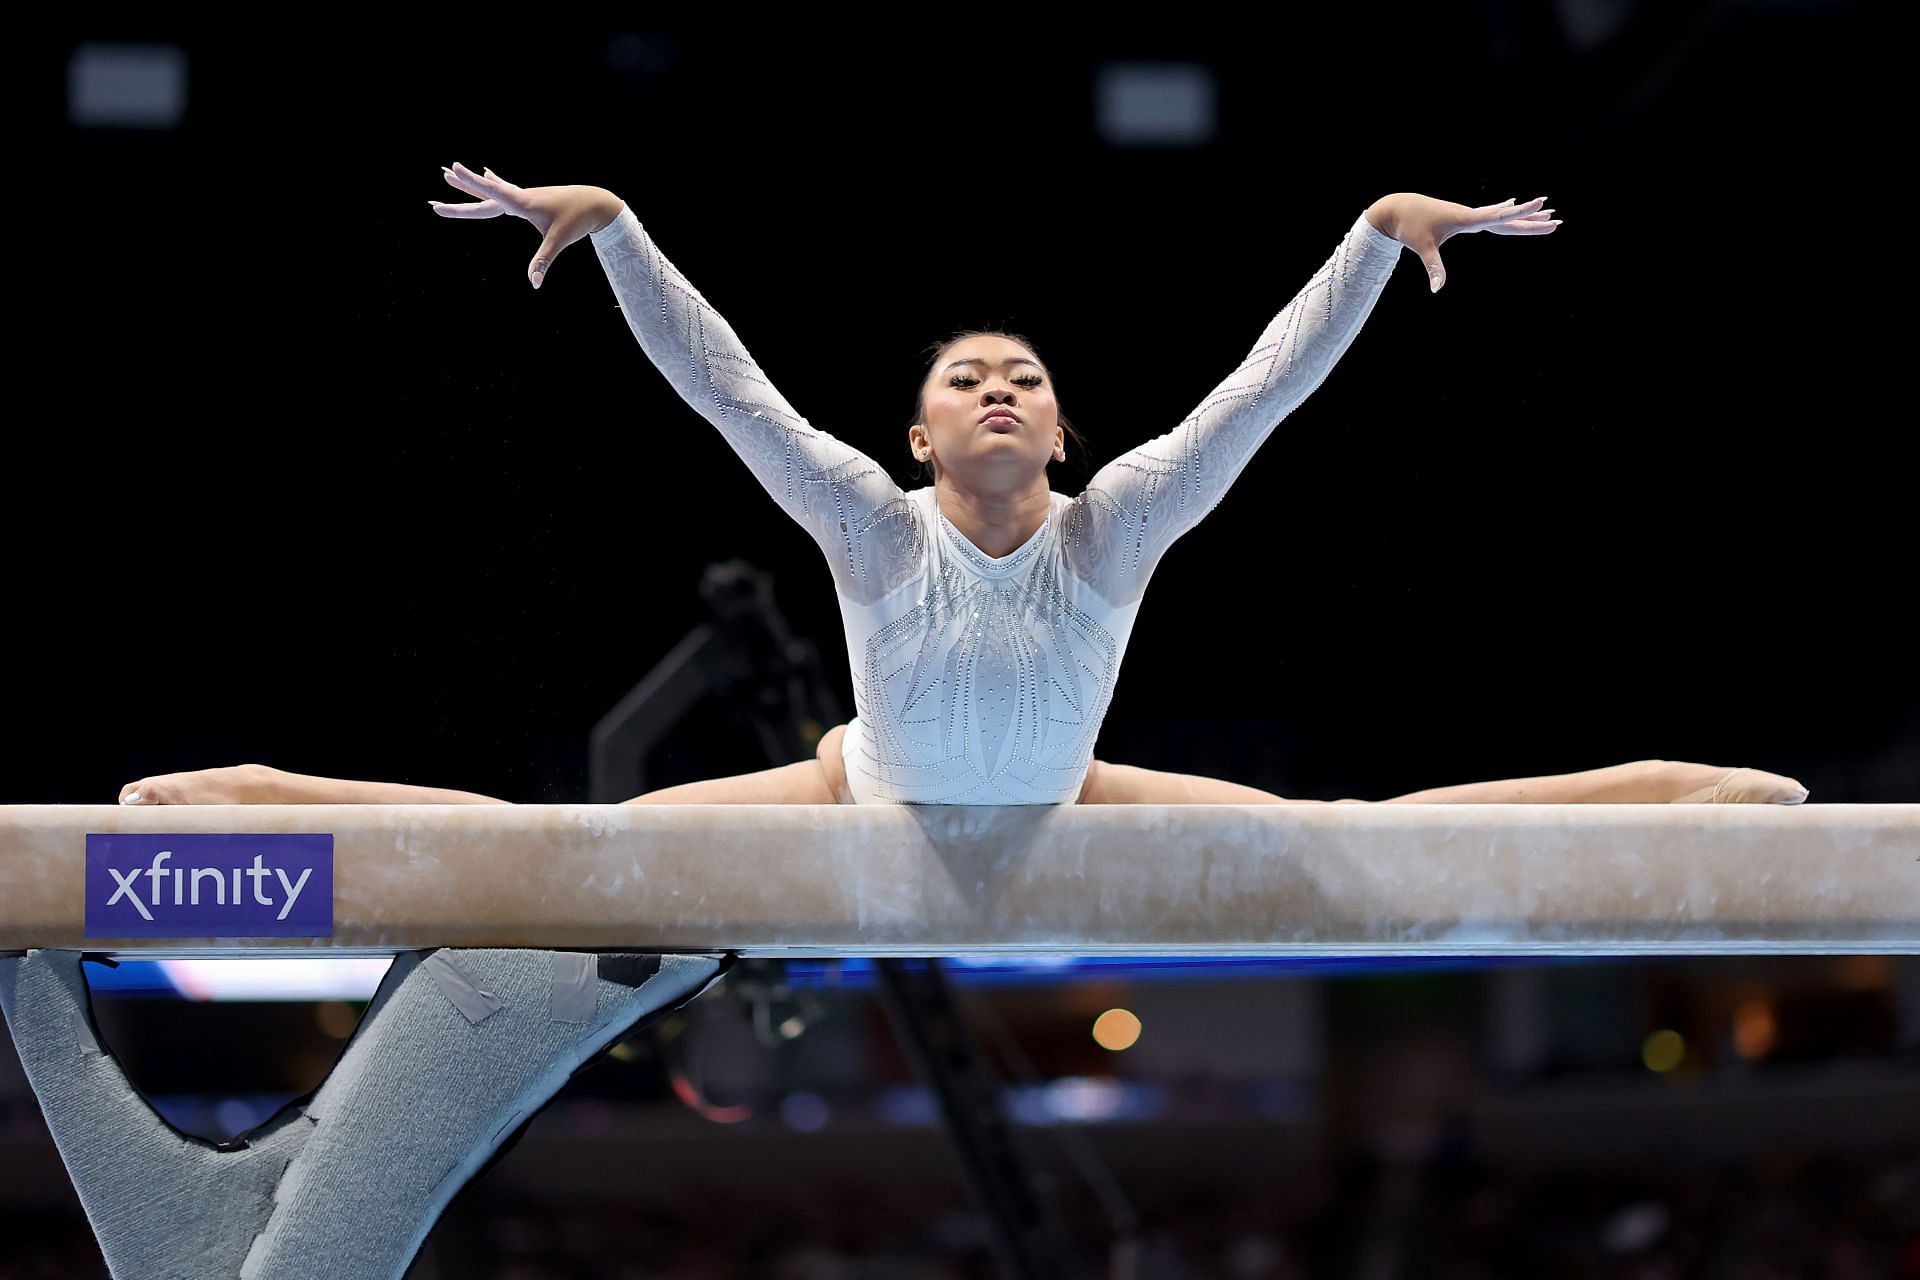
left=4, top=803, right=1919, bottom=957
left=4, top=802, right=1918, bottom=1278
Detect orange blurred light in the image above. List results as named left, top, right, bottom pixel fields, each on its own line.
left=1732, top=999, right=1777, bottom=1060
left=1092, top=1008, right=1142, bottom=1051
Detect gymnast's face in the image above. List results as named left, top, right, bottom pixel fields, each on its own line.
left=911, top=336, right=1065, bottom=490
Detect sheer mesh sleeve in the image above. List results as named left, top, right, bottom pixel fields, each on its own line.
left=589, top=204, right=924, bottom=604
left=1062, top=211, right=1402, bottom=607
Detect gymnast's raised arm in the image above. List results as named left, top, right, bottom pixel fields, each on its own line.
left=1061, top=192, right=1559, bottom=608
left=430, top=161, right=920, bottom=605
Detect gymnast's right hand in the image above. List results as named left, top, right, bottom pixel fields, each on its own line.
left=428, top=161, right=623, bottom=290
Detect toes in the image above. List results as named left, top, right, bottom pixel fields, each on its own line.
left=1715, top=768, right=1810, bottom=805
left=1667, top=767, right=1810, bottom=804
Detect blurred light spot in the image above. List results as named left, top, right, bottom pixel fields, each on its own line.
left=1600, top=1199, right=1669, bottom=1254
left=158, top=958, right=392, bottom=1002
left=1732, top=999, right=1777, bottom=1060
left=608, top=1041, right=639, bottom=1063
left=875, top=1086, right=938, bottom=1127
left=214, top=1097, right=258, bottom=1138
left=1006, top=1079, right=1168, bottom=1126
left=1555, top=0, right=1639, bottom=54
left=69, top=43, right=187, bottom=129
left=1837, top=955, right=1892, bottom=990
left=1094, top=63, right=1217, bottom=147
left=780, top=1091, right=829, bottom=1132
left=1043, top=1077, right=1126, bottom=1122
left=313, top=1000, right=360, bottom=1040
left=1093, top=1007, right=1141, bottom=1051
left=1641, top=1028, right=1685, bottom=1072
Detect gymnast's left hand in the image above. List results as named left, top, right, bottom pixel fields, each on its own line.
left=428, top=161, right=623, bottom=290
left=1365, top=194, right=1561, bottom=294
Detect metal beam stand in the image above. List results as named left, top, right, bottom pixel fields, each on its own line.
left=875, top=957, right=1084, bottom=1280
left=0, top=947, right=732, bottom=1279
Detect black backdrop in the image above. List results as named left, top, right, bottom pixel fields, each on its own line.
left=7, top=4, right=1910, bottom=805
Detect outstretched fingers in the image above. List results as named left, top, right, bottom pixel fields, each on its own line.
left=1469, top=196, right=1561, bottom=235
left=430, top=161, right=529, bottom=221
left=1486, top=209, right=1561, bottom=235
left=1469, top=195, right=1544, bottom=224
left=428, top=197, right=503, bottom=218
left=441, top=163, right=486, bottom=197
left=442, top=162, right=522, bottom=205
left=446, top=160, right=497, bottom=192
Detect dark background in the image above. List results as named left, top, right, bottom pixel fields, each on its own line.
left=6, top=3, right=1910, bottom=806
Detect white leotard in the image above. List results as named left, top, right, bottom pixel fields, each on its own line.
left=590, top=203, right=1402, bottom=804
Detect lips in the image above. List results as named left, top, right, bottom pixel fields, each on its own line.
left=979, top=410, right=1021, bottom=426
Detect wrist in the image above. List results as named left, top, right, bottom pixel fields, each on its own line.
left=1364, top=195, right=1402, bottom=244
left=589, top=190, right=625, bottom=234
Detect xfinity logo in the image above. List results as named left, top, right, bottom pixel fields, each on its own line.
left=105, top=852, right=313, bottom=920
left=86, top=833, right=333, bottom=938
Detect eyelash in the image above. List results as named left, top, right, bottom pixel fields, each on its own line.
left=950, top=374, right=1043, bottom=388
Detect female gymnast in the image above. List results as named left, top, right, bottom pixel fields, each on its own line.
left=118, top=163, right=1807, bottom=810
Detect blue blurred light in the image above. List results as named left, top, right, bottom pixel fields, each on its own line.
left=784, top=954, right=1615, bottom=989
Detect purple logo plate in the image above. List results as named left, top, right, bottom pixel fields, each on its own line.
left=86, top=833, right=334, bottom=938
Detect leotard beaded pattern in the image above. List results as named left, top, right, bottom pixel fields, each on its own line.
left=590, top=204, right=1401, bottom=803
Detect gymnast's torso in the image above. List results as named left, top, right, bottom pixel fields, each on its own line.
left=831, top=485, right=1136, bottom=804
left=588, top=202, right=1402, bottom=804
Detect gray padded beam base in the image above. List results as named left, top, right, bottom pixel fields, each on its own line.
left=0, top=947, right=732, bottom=1279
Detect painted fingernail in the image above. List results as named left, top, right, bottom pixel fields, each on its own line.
left=122, top=791, right=142, bottom=805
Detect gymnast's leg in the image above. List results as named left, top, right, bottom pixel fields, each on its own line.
left=619, top=723, right=851, bottom=805
left=1079, top=758, right=1809, bottom=805
left=1077, top=760, right=1358, bottom=805
left=619, top=759, right=839, bottom=804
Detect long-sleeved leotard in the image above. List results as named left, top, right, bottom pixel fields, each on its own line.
left=589, top=203, right=1402, bottom=804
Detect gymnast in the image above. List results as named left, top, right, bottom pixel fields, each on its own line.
left=118, top=163, right=1807, bottom=810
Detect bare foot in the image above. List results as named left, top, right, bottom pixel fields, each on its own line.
left=1664, top=762, right=1809, bottom=805
left=119, top=764, right=265, bottom=805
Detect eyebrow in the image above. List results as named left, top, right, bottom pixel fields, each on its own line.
left=944, top=357, right=1043, bottom=373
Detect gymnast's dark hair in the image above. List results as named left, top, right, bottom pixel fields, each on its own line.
left=909, top=328, right=1090, bottom=486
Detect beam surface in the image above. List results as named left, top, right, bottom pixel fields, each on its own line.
left=2, top=804, right=1917, bottom=957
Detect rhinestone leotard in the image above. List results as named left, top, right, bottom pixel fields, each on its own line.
left=590, top=204, right=1402, bottom=804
